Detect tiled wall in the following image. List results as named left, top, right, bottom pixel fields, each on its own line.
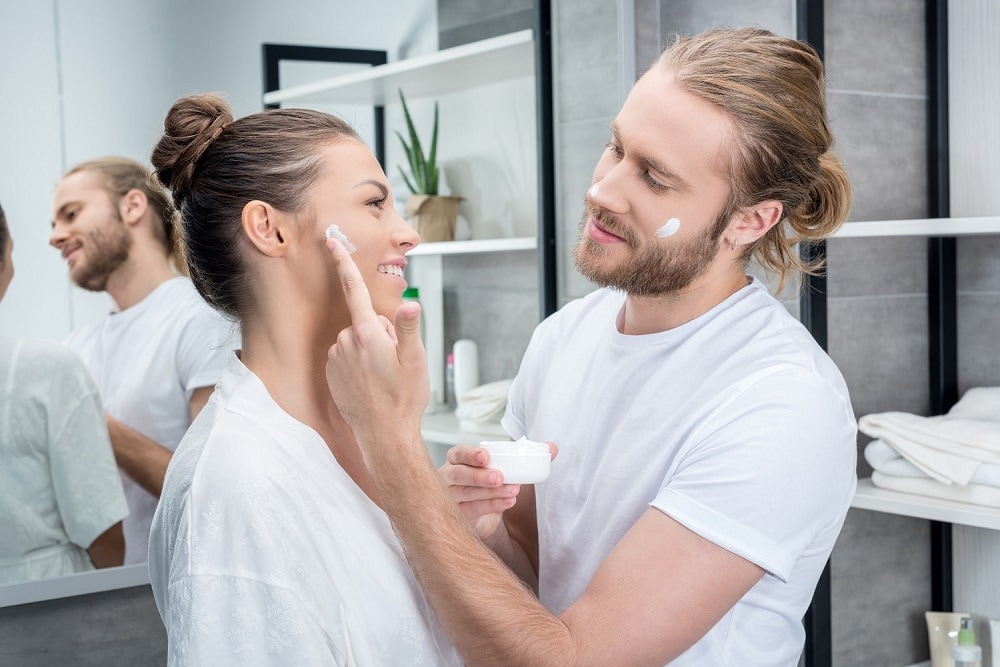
left=824, top=1, right=932, bottom=664
left=0, top=586, right=166, bottom=665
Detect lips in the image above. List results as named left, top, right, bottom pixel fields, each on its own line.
left=587, top=217, right=626, bottom=245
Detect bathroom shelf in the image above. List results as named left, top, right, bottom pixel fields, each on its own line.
left=263, top=29, right=534, bottom=106
left=408, top=236, right=536, bottom=257
left=851, top=478, right=1000, bottom=531
left=421, top=410, right=506, bottom=447
left=834, top=216, right=1000, bottom=238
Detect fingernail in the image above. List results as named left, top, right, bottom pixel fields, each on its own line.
left=487, top=472, right=501, bottom=486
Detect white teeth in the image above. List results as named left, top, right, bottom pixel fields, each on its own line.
left=377, top=265, right=404, bottom=277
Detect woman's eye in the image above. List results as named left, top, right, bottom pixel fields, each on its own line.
left=367, top=196, right=387, bottom=210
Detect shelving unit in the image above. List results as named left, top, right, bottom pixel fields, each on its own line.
left=263, top=29, right=534, bottom=106
left=263, top=19, right=556, bottom=446
left=852, top=479, right=1000, bottom=531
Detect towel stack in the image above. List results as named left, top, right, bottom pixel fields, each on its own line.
left=860, top=387, right=1000, bottom=508
left=454, top=379, right=513, bottom=437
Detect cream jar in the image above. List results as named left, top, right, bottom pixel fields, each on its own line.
left=479, top=437, right=551, bottom=484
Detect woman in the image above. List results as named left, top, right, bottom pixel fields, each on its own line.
left=148, top=94, right=459, bottom=665
left=0, top=201, right=127, bottom=584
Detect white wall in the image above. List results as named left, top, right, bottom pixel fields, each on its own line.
left=0, top=0, right=437, bottom=341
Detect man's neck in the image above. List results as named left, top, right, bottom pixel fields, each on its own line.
left=105, top=252, right=176, bottom=312
left=618, top=266, right=750, bottom=335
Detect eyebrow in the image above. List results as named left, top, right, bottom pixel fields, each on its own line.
left=353, top=179, right=388, bottom=197
left=610, top=123, right=692, bottom=192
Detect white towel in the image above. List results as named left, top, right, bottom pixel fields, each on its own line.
left=864, top=439, right=1000, bottom=488
left=858, top=412, right=1000, bottom=485
left=454, top=379, right=513, bottom=423
left=871, top=471, right=1000, bottom=509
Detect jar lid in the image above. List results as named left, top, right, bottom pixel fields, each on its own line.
left=479, top=437, right=549, bottom=456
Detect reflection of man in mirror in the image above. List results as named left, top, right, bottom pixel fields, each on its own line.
left=49, top=157, right=237, bottom=565
left=1, top=201, right=128, bottom=584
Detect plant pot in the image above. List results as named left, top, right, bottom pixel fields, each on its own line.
left=405, top=194, right=461, bottom=242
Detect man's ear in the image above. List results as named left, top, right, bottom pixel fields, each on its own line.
left=119, top=189, right=148, bottom=226
left=729, top=200, right=783, bottom=247
left=241, top=200, right=289, bottom=257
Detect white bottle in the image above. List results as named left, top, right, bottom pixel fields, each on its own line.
left=452, top=339, right=479, bottom=409
left=953, top=617, right=982, bottom=667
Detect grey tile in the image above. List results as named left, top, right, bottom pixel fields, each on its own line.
left=957, top=236, right=1000, bottom=292
left=443, top=249, right=539, bottom=291
left=825, top=0, right=927, bottom=97
left=831, top=508, right=931, bottom=666
left=635, top=0, right=662, bottom=78
left=828, top=295, right=930, bottom=418
left=827, top=92, right=927, bottom=223
left=555, top=0, right=621, bottom=124
left=826, top=237, right=927, bottom=298
left=658, top=0, right=795, bottom=40
left=437, top=0, right=533, bottom=33
left=957, top=293, right=1000, bottom=395
left=444, top=286, right=538, bottom=383
left=556, top=117, right=613, bottom=301
left=438, top=8, right=535, bottom=49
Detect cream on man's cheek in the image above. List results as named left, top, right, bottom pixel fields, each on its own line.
left=325, top=224, right=357, bottom=253
left=654, top=218, right=681, bottom=238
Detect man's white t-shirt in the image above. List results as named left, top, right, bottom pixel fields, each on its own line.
left=66, top=277, right=236, bottom=564
left=0, top=337, right=128, bottom=584
left=502, top=279, right=857, bottom=666
left=149, top=355, right=461, bottom=666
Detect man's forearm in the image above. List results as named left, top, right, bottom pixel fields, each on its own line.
left=106, top=416, right=172, bottom=497
left=364, top=428, right=576, bottom=667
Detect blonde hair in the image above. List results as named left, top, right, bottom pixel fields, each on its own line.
left=65, top=156, right=186, bottom=276
left=657, top=28, right=852, bottom=291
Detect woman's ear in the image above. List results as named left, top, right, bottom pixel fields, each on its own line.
left=241, top=200, right=289, bottom=257
left=729, top=200, right=783, bottom=246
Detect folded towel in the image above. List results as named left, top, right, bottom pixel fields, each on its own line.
left=455, top=379, right=513, bottom=424
left=944, top=387, right=1000, bottom=420
left=858, top=412, right=1000, bottom=484
left=864, top=439, right=1000, bottom=488
left=871, top=471, right=1000, bottom=509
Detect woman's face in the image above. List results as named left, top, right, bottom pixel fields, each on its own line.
left=305, top=139, right=420, bottom=320
left=0, top=235, right=14, bottom=302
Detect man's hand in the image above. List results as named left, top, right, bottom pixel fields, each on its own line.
left=324, top=238, right=429, bottom=451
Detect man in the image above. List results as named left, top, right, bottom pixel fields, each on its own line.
left=326, top=28, right=857, bottom=665
left=50, top=157, right=236, bottom=565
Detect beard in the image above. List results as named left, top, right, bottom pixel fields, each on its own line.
left=572, top=206, right=722, bottom=296
left=73, top=215, right=132, bottom=292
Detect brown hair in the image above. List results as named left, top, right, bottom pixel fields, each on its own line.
left=657, top=28, right=852, bottom=291
left=150, top=93, right=359, bottom=320
left=0, top=200, right=8, bottom=262
left=64, top=156, right=185, bottom=275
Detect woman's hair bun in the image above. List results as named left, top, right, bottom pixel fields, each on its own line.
left=151, top=93, right=234, bottom=200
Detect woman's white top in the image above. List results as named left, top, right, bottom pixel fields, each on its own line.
left=0, top=337, right=128, bottom=584
left=149, top=354, right=460, bottom=666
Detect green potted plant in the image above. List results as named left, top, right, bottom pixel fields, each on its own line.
left=396, top=89, right=460, bottom=242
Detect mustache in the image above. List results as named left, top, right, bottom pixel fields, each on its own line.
left=581, top=199, right=638, bottom=247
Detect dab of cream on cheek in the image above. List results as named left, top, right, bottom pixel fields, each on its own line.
left=654, top=217, right=681, bottom=238
left=324, top=224, right=357, bottom=253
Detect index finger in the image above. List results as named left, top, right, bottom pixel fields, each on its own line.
left=327, top=237, right=380, bottom=327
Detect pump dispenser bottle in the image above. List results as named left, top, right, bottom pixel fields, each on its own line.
left=952, top=617, right=982, bottom=667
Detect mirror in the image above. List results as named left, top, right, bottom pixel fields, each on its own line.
left=0, top=0, right=437, bottom=606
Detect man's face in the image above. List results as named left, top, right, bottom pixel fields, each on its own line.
left=0, top=235, right=13, bottom=301
left=50, top=170, right=132, bottom=292
left=573, top=68, right=737, bottom=296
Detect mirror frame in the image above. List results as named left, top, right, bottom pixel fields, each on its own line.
left=0, top=564, right=150, bottom=608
